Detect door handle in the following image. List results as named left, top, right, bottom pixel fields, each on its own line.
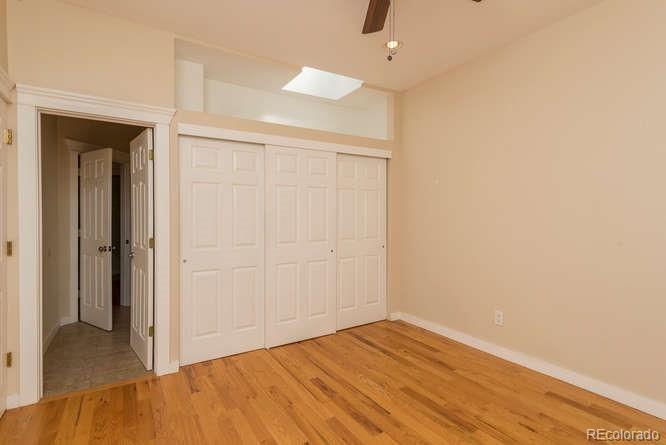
left=128, top=251, right=135, bottom=259
left=98, top=246, right=107, bottom=252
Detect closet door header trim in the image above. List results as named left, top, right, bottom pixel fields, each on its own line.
left=177, top=123, right=392, bottom=159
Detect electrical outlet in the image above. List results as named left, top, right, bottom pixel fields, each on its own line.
left=494, top=310, right=504, bottom=327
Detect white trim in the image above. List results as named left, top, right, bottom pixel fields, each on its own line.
left=388, top=311, right=402, bottom=321
left=42, top=321, right=59, bottom=353
left=6, top=393, right=21, bottom=410
left=17, top=101, right=41, bottom=406
left=16, top=85, right=176, bottom=407
left=160, top=361, right=181, bottom=375
left=392, top=312, right=666, bottom=420
left=0, top=68, right=13, bottom=104
left=177, top=123, right=392, bottom=159
left=16, top=85, right=173, bottom=125
left=60, top=315, right=77, bottom=326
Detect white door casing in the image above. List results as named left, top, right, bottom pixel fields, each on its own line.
left=180, top=137, right=265, bottom=365
left=80, top=148, right=113, bottom=331
left=336, top=155, right=387, bottom=330
left=130, top=129, right=154, bottom=370
left=0, top=114, right=6, bottom=417
left=265, top=145, right=337, bottom=348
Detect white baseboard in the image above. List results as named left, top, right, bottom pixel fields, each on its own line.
left=390, top=312, right=666, bottom=420
left=42, top=322, right=60, bottom=353
left=60, top=315, right=78, bottom=326
left=156, top=361, right=180, bottom=376
left=6, top=393, right=21, bottom=410
left=388, top=311, right=402, bottom=321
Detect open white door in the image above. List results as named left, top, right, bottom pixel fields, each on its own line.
left=129, top=129, right=153, bottom=370
left=0, top=114, right=6, bottom=417
left=80, top=148, right=113, bottom=331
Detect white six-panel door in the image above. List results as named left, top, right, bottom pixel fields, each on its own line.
left=265, top=145, right=337, bottom=347
left=337, top=155, right=387, bottom=330
left=180, top=137, right=265, bottom=365
left=80, top=148, right=113, bottom=331
left=130, top=129, right=154, bottom=370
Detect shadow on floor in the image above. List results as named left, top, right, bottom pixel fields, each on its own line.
left=43, top=305, right=150, bottom=397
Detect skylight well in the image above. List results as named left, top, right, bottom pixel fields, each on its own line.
left=282, top=67, right=363, bottom=100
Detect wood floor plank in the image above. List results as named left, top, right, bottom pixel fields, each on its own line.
left=1, top=320, right=665, bottom=444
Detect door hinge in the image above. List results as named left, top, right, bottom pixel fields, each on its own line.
left=148, top=237, right=155, bottom=248
left=6, top=241, right=12, bottom=257
left=5, top=352, right=12, bottom=368
left=148, top=326, right=154, bottom=337
left=148, top=149, right=154, bottom=161
left=3, top=129, right=13, bottom=145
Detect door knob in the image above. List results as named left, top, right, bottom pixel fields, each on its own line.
left=128, top=251, right=135, bottom=259
left=98, top=246, right=106, bottom=252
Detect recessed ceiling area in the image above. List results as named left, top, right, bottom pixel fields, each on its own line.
left=175, top=39, right=391, bottom=139
left=63, top=0, right=602, bottom=91
left=174, top=39, right=389, bottom=110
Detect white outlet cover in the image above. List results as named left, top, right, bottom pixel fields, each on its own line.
left=494, top=310, right=504, bottom=326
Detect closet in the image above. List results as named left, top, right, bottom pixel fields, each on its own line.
left=180, top=137, right=265, bottom=365
left=180, top=135, right=387, bottom=365
left=265, top=146, right=337, bottom=347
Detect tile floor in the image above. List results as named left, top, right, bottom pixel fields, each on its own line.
left=43, top=305, right=150, bottom=397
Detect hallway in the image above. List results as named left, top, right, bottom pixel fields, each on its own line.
left=43, top=306, right=149, bottom=397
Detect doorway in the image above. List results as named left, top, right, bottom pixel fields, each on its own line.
left=39, top=114, right=154, bottom=397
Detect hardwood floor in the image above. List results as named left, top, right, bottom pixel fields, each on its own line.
left=1, top=320, right=664, bottom=444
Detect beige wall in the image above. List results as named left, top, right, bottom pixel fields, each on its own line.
left=397, top=0, right=666, bottom=403
left=7, top=0, right=174, bottom=107
left=0, top=0, right=7, bottom=72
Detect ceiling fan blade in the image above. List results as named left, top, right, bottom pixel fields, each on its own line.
left=362, top=0, right=391, bottom=34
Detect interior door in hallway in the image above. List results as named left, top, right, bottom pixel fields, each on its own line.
left=130, top=129, right=154, bottom=370
left=336, top=155, right=387, bottom=330
left=80, top=148, right=113, bottom=331
left=265, top=145, right=337, bottom=348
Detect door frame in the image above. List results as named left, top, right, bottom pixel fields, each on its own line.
left=15, top=84, right=176, bottom=407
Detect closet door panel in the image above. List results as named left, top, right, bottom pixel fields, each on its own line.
left=266, top=145, right=336, bottom=347
left=337, top=155, right=387, bottom=330
left=180, top=137, right=264, bottom=365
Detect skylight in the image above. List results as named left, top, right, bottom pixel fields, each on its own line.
left=282, top=67, right=363, bottom=100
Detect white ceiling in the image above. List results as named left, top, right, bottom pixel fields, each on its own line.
left=64, top=0, right=602, bottom=91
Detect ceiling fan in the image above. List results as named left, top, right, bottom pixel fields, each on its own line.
left=362, top=0, right=483, bottom=34
left=362, top=0, right=483, bottom=60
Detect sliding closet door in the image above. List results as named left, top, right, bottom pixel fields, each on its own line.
left=337, top=155, right=387, bottom=330
left=180, top=137, right=265, bottom=365
left=265, top=145, right=337, bottom=347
